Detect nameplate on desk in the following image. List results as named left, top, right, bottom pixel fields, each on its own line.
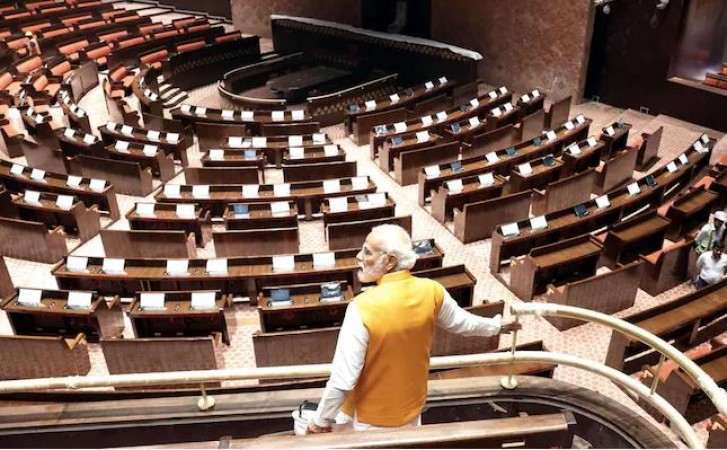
left=241, top=111, right=254, bottom=121
left=24, top=190, right=41, bottom=204
left=174, top=203, right=194, bottom=219
left=164, top=184, right=181, bottom=198
left=666, top=161, right=678, bottom=173
left=228, top=136, right=244, bottom=147
left=115, top=140, right=130, bottom=152
left=140, top=292, right=165, bottom=310
left=143, top=88, right=152, bottom=98
left=273, top=183, right=291, bottom=197
left=323, top=179, right=341, bottom=194
left=166, top=259, right=189, bottom=276
left=191, top=291, right=216, bottom=310
left=421, top=115, right=433, bottom=127
left=567, top=143, right=581, bottom=156
left=700, top=134, right=710, bottom=144
left=270, top=289, right=292, bottom=305
left=491, top=107, right=502, bottom=117
left=393, top=122, right=407, bottom=133
left=587, top=137, right=598, bottom=147
left=531, top=89, right=540, bottom=97
left=271, top=110, right=284, bottom=122
left=518, top=163, right=533, bottom=176
left=351, top=176, right=368, bottom=190
left=192, top=185, right=210, bottom=198
left=521, top=94, right=531, bottom=103
left=221, top=109, right=234, bottom=119
left=313, top=252, right=336, bottom=269
left=66, top=255, right=89, bottom=273
left=34, top=114, right=44, bottom=124
left=242, top=185, right=259, bottom=198
left=137, top=202, right=156, bottom=217
left=195, top=107, right=207, bottom=116
left=30, top=169, right=46, bottom=181
left=530, top=215, right=548, bottom=231
left=368, top=193, right=386, bottom=207
left=272, top=255, right=295, bottom=272
left=595, top=195, right=610, bottom=209
left=120, top=125, right=133, bottom=135
left=485, top=152, right=499, bottom=164
left=503, top=103, right=514, bottom=113
left=106, top=122, right=118, bottom=132
left=329, top=196, right=348, bottom=213
left=142, top=144, right=158, bottom=156
left=446, top=179, right=463, bottom=193
left=291, top=110, right=305, bottom=121
left=416, top=131, right=430, bottom=143
left=289, top=147, right=304, bottom=159
left=209, top=149, right=224, bottom=160
left=270, top=201, right=290, bottom=215
left=56, top=195, right=74, bottom=210
left=252, top=137, right=267, bottom=148
left=67, top=291, right=92, bottom=310
left=10, top=164, right=25, bottom=176
left=146, top=130, right=160, bottom=141
left=468, top=98, right=479, bottom=108
left=206, top=258, right=228, bottom=275
left=576, top=115, right=586, bottom=124
left=312, top=133, right=326, bottom=144
left=66, top=175, right=82, bottom=187
left=18, top=289, right=42, bottom=307
left=626, top=182, right=640, bottom=196
left=468, top=117, right=480, bottom=128
left=166, top=132, right=180, bottom=143
left=499, top=87, right=508, bottom=94
left=180, top=104, right=192, bottom=114
left=424, top=81, right=434, bottom=90
left=479, top=173, right=495, bottom=187
left=604, top=126, right=615, bottom=136
left=324, top=145, right=338, bottom=157
left=693, top=141, right=705, bottom=153
left=546, top=131, right=557, bottom=141
left=436, top=111, right=447, bottom=122
left=102, top=258, right=126, bottom=274
left=77, top=108, right=87, bottom=118
left=389, top=93, right=400, bottom=103
left=438, top=76, right=448, bottom=85
left=288, top=135, right=303, bottom=146
left=488, top=91, right=497, bottom=100
left=564, top=121, right=575, bottom=131
left=63, top=128, right=75, bottom=139
left=424, top=165, right=441, bottom=179
left=678, top=154, right=688, bottom=165
left=501, top=222, right=519, bottom=238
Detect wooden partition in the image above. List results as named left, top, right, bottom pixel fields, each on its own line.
left=261, top=122, right=320, bottom=137
left=0, top=334, right=90, bottom=380
left=545, top=96, right=571, bottom=130
left=395, top=141, right=460, bottom=185
left=328, top=215, right=412, bottom=250
left=519, top=109, right=545, bottom=142
left=183, top=167, right=260, bottom=185
left=639, top=238, right=692, bottom=296
left=14, top=192, right=101, bottom=243
left=99, top=229, right=195, bottom=258
left=194, top=121, right=248, bottom=150
left=0, top=216, right=67, bottom=263
left=78, top=155, right=153, bottom=196
left=212, top=228, right=299, bottom=257
left=282, top=161, right=357, bottom=183
left=532, top=169, right=595, bottom=216
left=453, top=190, right=531, bottom=244
left=594, top=147, right=638, bottom=194
left=545, top=262, right=643, bottom=330
left=0, top=257, right=14, bottom=300
left=637, top=126, right=662, bottom=170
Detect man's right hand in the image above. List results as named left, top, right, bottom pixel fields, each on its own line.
left=307, top=421, right=332, bottom=434
left=499, top=320, right=522, bottom=334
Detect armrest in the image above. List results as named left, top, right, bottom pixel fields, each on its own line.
left=223, top=293, right=233, bottom=308
left=49, top=225, right=66, bottom=236
left=64, top=333, right=87, bottom=350
left=107, top=294, right=122, bottom=309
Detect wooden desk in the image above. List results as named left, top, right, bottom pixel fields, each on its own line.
left=223, top=202, right=299, bottom=230
left=268, top=65, right=351, bottom=101
left=327, top=215, right=412, bottom=251
left=14, top=190, right=100, bottom=243
left=453, top=190, right=532, bottom=244
left=127, top=291, right=233, bottom=345
left=395, top=140, right=461, bottom=186
left=220, top=135, right=333, bottom=168
left=639, top=238, right=692, bottom=296
left=321, top=193, right=396, bottom=226
left=257, top=282, right=354, bottom=332
left=100, top=229, right=196, bottom=258
left=431, top=174, right=506, bottom=223
left=282, top=146, right=346, bottom=166
left=408, top=264, right=476, bottom=307
left=661, top=186, right=719, bottom=240
left=531, top=169, right=596, bottom=217
left=282, top=161, right=357, bottom=183
left=184, top=167, right=261, bottom=185
left=599, top=122, right=631, bottom=160
left=379, top=132, right=442, bottom=172
left=99, top=122, right=189, bottom=166
left=510, top=235, right=602, bottom=300
left=0, top=333, right=91, bottom=380
left=1, top=289, right=124, bottom=342
left=601, top=210, right=670, bottom=267
left=171, top=104, right=312, bottom=136
left=100, top=142, right=177, bottom=182
left=0, top=215, right=68, bottom=263
left=594, top=147, right=638, bottom=195
left=560, top=139, right=603, bottom=177
left=636, top=126, right=662, bottom=170
left=77, top=154, right=154, bottom=197
left=213, top=227, right=300, bottom=257
left=127, top=202, right=212, bottom=247
left=508, top=157, right=564, bottom=194
left=201, top=149, right=267, bottom=171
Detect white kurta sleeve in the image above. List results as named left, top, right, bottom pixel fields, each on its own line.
left=436, top=291, right=501, bottom=336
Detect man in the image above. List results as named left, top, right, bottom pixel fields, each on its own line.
left=308, top=225, right=521, bottom=433
left=694, top=211, right=726, bottom=255
left=694, top=242, right=727, bottom=289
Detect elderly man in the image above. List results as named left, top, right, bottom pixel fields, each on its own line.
left=694, top=211, right=726, bottom=255
left=308, top=225, right=521, bottom=433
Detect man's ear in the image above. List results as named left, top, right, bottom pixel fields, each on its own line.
left=386, top=254, right=398, bottom=272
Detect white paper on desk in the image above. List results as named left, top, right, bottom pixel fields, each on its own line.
left=521, top=94, right=531, bottom=103
left=115, top=140, right=130, bottom=152
left=421, top=115, right=433, bottom=127
left=272, top=255, right=295, bottom=272
left=393, top=122, right=407, bottom=133
left=241, top=111, right=254, bottom=121
left=485, top=152, right=499, bottom=164
left=438, top=76, right=448, bottom=85
left=289, top=147, right=304, bottom=159
left=479, top=172, right=495, bottom=187
left=503, top=103, right=514, bottom=113
left=605, top=125, right=615, bottom=136
left=34, top=114, right=44, bottom=124
left=146, top=130, right=160, bottom=141
left=678, top=154, right=688, bottom=165
left=312, top=133, right=326, bottom=144
left=313, top=252, right=336, bottom=269
left=568, top=143, right=581, bottom=156
left=180, top=104, right=191, bottom=114
left=576, top=115, right=586, bottom=124
left=206, top=258, right=228, bottom=275
left=30, top=169, right=45, bottom=181
left=81, top=133, right=96, bottom=144
left=530, top=215, right=548, bottom=231
left=56, top=195, right=74, bottom=210
left=18, top=288, right=42, bottom=307
left=364, top=100, right=377, bottom=111
left=424, top=165, right=441, bottom=178
left=140, top=292, right=165, bottom=309
left=176, top=203, right=195, bottom=218
left=66, top=175, right=82, bottom=187
left=468, top=117, right=480, bottom=128
left=351, top=176, right=368, bottom=190
left=416, top=131, right=430, bottom=143
left=499, top=86, right=509, bottom=94
left=166, top=259, right=189, bottom=275
left=324, top=144, right=338, bottom=156
left=270, top=201, right=290, bottom=215
left=221, top=109, right=234, bottom=119
left=693, top=141, right=705, bottom=152
left=518, top=163, right=533, bottom=176
left=500, top=222, right=519, bottom=237
left=627, top=182, right=641, bottom=195
left=166, top=132, right=180, bottom=143
left=144, top=89, right=152, bottom=98
left=209, top=149, right=224, bottom=161
left=531, top=89, right=540, bottom=97
left=191, top=291, right=216, bottom=310
left=469, top=98, right=479, bottom=108
left=666, top=161, right=678, bottom=173
left=252, top=137, right=267, bottom=148
left=446, top=179, right=463, bottom=193
left=488, top=91, right=497, bottom=99
left=436, top=111, right=447, bottom=122
left=66, top=255, right=88, bottom=273
left=271, top=110, right=284, bottom=122
left=67, top=291, right=92, bottom=309
left=329, top=196, right=348, bottom=212
left=546, top=130, right=557, bottom=141
left=64, top=128, right=75, bottom=139
left=587, top=137, right=598, bottom=147
left=274, top=183, right=291, bottom=196
left=77, top=107, right=87, bottom=117
left=106, top=122, right=117, bottom=132
left=102, top=257, right=125, bottom=274
left=424, top=81, right=434, bottom=90
left=389, top=93, right=400, bottom=103
left=323, top=179, right=341, bottom=194
left=491, top=107, right=502, bottom=117
left=228, top=136, right=243, bottom=148
left=195, top=107, right=207, bottom=116
left=142, top=144, right=158, bottom=157
left=137, top=202, right=156, bottom=217
left=24, top=190, right=41, bottom=204
left=288, top=135, right=303, bottom=147
left=242, top=184, right=259, bottom=198
left=595, top=195, right=610, bottom=209
left=192, top=185, right=210, bottom=198
left=701, top=134, right=710, bottom=144
left=164, top=184, right=181, bottom=198
left=291, top=109, right=305, bottom=121
left=120, top=125, right=133, bottom=135
left=565, top=121, right=575, bottom=131
left=10, top=164, right=24, bottom=176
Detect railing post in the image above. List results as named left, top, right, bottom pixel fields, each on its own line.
left=501, top=316, right=520, bottom=389
left=650, top=354, right=666, bottom=396
left=197, top=383, right=215, bottom=411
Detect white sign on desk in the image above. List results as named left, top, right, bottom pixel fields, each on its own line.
left=192, top=185, right=210, bottom=198
left=56, top=195, right=74, bottom=210
left=421, top=115, right=433, bottom=127
left=164, top=184, right=181, bottom=198
left=252, top=137, right=267, bottom=148
left=180, top=104, right=191, bottom=114
left=693, top=141, right=705, bottom=153
left=228, top=136, right=244, bottom=148
left=221, top=109, right=234, bottom=119
left=424, top=165, right=441, bottom=179
left=140, top=292, right=165, bottom=310
left=518, top=163, right=533, bottom=176
left=587, top=137, right=598, bottom=147
left=701, top=134, right=710, bottom=144
left=500, top=222, right=519, bottom=237
left=142, top=144, right=158, bottom=157
left=438, top=76, right=448, bottom=85
left=137, top=202, right=156, bottom=217
left=368, top=193, right=386, bottom=206
left=351, top=176, right=368, bottom=190
left=291, top=110, right=305, bottom=121
left=568, top=143, right=581, bottom=156
left=576, top=115, right=586, bottom=124
left=272, top=255, right=295, bottom=272
left=485, top=152, right=499, bottom=164
left=10, top=164, right=24, bottom=176
left=488, top=91, right=497, bottom=99
left=468, top=117, right=480, bottom=128
left=102, top=258, right=126, bottom=274
left=424, top=81, right=434, bottom=90
left=546, top=130, right=557, bottom=141
left=393, top=122, right=407, bottom=133
left=24, top=190, right=41, bottom=204
left=106, top=122, right=117, bottom=132
left=195, top=107, right=207, bottom=116
left=469, top=98, right=479, bottom=107
left=595, top=195, right=610, bottom=209
left=531, top=89, right=540, bottom=97
left=67, top=291, right=92, bottom=309
left=446, top=179, right=463, bottom=193
left=324, top=144, right=338, bottom=157
left=666, top=161, right=678, bottom=173
left=312, top=133, right=326, bottom=144
left=436, top=111, right=447, bottom=122
left=274, top=183, right=291, bottom=197
left=479, top=173, right=495, bottom=187
left=270, top=201, right=290, bottom=215
left=503, top=103, right=514, bottom=113
left=191, top=292, right=216, bottom=310
left=209, top=149, right=224, bottom=161
left=82, top=134, right=96, bottom=144
left=678, top=154, right=688, bottom=165
left=530, top=215, right=548, bottom=231
left=313, top=252, right=336, bottom=269
left=115, top=140, right=130, bottom=152
left=176, top=203, right=195, bottom=218
left=146, top=130, right=160, bottom=141
left=499, top=86, right=508, bottom=94
left=18, top=289, right=42, bottom=307
left=66, top=255, right=88, bottom=273
left=166, top=132, right=180, bottom=143
left=241, top=111, right=254, bottom=121
left=564, top=121, right=575, bottom=131
left=604, top=126, right=615, bottom=136
left=289, top=147, right=304, bottom=159
left=328, top=196, right=348, bottom=212
left=120, top=125, right=133, bottom=135
left=30, top=169, right=45, bottom=181
left=627, top=182, right=641, bottom=196
left=271, top=111, right=285, bottom=122
left=166, top=259, right=189, bottom=276
left=288, top=135, right=304, bottom=146
left=206, top=258, right=228, bottom=275
left=521, top=94, right=531, bottom=103
left=416, top=131, right=430, bottom=143
left=389, top=93, right=400, bottom=103
left=242, top=184, right=259, bottom=198
left=323, top=179, right=341, bottom=194
left=491, top=107, right=502, bottom=117
left=64, top=128, right=75, bottom=139
left=66, top=175, right=82, bottom=187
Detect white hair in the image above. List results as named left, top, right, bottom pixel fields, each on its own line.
left=371, top=224, right=418, bottom=271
